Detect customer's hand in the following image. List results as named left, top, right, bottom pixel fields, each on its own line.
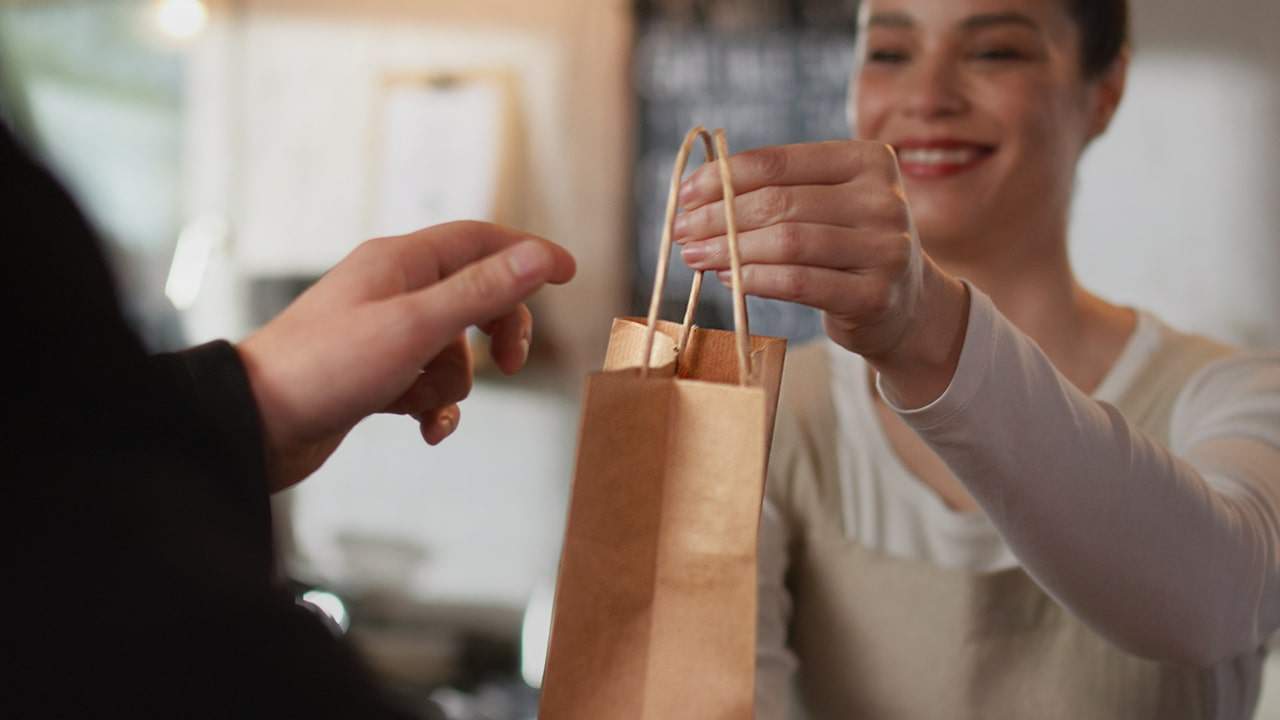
left=238, top=221, right=576, bottom=491
left=673, top=140, right=967, bottom=407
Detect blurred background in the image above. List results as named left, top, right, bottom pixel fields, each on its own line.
left=2, top=0, right=1277, bottom=717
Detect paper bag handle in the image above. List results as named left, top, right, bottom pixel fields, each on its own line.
left=640, top=126, right=752, bottom=385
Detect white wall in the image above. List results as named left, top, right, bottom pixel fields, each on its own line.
left=1070, top=0, right=1280, bottom=349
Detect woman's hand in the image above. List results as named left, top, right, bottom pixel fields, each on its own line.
left=238, top=221, right=576, bottom=491
left=674, top=140, right=968, bottom=407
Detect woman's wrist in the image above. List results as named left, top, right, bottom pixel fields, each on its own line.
left=866, top=259, right=970, bottom=409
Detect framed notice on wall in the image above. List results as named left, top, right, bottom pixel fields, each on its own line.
left=231, top=24, right=522, bottom=275
left=366, top=70, right=517, bottom=238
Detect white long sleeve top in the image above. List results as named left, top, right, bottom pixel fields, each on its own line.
left=758, top=285, right=1280, bottom=719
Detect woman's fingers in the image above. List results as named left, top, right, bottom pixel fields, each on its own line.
left=668, top=139, right=939, bottom=373
left=677, top=141, right=899, bottom=210
left=680, top=224, right=912, bottom=274
left=481, top=303, right=533, bottom=375
left=713, top=264, right=894, bottom=324
left=673, top=181, right=907, bottom=244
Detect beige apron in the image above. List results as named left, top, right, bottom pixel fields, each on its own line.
left=768, top=330, right=1234, bottom=719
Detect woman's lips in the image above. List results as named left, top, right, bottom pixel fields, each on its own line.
left=893, top=141, right=996, bottom=179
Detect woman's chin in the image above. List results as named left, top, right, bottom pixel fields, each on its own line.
left=913, top=209, right=990, bottom=260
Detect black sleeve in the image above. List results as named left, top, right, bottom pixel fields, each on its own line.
left=2, top=122, right=418, bottom=718
left=145, top=340, right=275, bottom=568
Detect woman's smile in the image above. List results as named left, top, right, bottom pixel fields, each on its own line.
left=893, top=139, right=998, bottom=179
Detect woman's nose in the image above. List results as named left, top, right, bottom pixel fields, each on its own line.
left=902, top=58, right=967, bottom=119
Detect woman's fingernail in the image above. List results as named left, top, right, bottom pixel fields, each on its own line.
left=507, top=240, right=549, bottom=281
left=518, top=335, right=531, bottom=366
left=681, top=243, right=707, bottom=266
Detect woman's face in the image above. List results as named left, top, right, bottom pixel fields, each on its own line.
left=850, top=0, right=1117, bottom=257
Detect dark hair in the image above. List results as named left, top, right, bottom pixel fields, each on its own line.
left=1065, top=0, right=1131, bottom=79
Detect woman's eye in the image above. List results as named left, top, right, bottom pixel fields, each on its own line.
left=972, top=47, right=1026, bottom=61
left=869, top=49, right=910, bottom=64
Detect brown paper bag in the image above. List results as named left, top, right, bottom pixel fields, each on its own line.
left=540, top=127, right=787, bottom=720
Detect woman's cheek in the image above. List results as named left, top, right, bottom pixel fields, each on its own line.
left=852, top=83, right=890, bottom=139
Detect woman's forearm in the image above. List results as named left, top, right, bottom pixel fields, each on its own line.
left=880, top=287, right=1280, bottom=665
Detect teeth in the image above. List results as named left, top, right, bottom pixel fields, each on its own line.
left=898, top=147, right=982, bottom=165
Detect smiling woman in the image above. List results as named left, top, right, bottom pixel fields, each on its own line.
left=670, top=0, right=1280, bottom=717
left=850, top=0, right=1128, bottom=272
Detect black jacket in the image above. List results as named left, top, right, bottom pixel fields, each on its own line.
left=2, top=122, right=415, bottom=718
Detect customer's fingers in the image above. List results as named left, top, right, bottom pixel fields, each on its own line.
left=481, top=304, right=533, bottom=375
left=418, top=403, right=461, bottom=446
left=390, top=221, right=576, bottom=291
left=324, top=222, right=575, bottom=304
left=393, top=238, right=574, bottom=367
left=385, top=334, right=473, bottom=415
